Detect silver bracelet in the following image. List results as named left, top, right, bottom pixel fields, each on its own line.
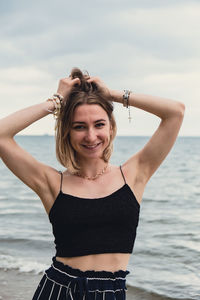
left=123, top=90, right=132, bottom=122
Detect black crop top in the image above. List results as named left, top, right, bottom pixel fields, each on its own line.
left=49, top=166, right=140, bottom=257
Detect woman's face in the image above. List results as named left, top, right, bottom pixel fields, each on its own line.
left=70, top=104, right=112, bottom=161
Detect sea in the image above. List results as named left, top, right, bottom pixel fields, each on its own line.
left=0, top=136, right=199, bottom=300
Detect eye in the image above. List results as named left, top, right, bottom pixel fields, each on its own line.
left=73, top=125, right=85, bottom=130
left=95, top=123, right=105, bottom=128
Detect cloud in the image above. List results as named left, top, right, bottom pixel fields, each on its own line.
left=0, top=1, right=199, bottom=135
left=0, top=66, right=55, bottom=115
left=1, top=2, right=199, bottom=64
left=1, top=1, right=199, bottom=63
left=107, top=3, right=200, bottom=59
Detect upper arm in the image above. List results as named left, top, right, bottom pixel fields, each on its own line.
left=0, top=137, right=50, bottom=195
left=125, top=109, right=185, bottom=184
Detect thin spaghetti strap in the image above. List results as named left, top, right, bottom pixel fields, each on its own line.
left=59, top=171, right=63, bottom=192
left=120, top=165, right=126, bottom=184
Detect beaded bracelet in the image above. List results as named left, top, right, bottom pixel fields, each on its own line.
left=46, top=93, right=64, bottom=119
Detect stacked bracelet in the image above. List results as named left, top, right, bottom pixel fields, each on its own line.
left=123, top=90, right=132, bottom=122
left=46, top=93, right=64, bottom=119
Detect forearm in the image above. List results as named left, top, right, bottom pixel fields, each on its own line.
left=0, top=101, right=55, bottom=138
left=110, top=90, right=185, bottom=119
left=0, top=75, right=83, bottom=139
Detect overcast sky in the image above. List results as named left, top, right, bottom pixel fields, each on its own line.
left=0, top=0, right=199, bottom=136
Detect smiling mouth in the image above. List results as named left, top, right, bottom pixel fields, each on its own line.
left=82, top=142, right=102, bottom=149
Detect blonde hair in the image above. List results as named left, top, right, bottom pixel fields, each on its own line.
left=55, top=68, right=117, bottom=172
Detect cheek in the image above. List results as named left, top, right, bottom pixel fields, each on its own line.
left=70, top=132, right=86, bottom=149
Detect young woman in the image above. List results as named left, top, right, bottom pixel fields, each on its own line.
left=0, top=68, right=185, bottom=300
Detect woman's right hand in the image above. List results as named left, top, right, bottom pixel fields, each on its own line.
left=56, top=76, right=80, bottom=100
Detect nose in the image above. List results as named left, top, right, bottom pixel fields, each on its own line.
left=85, top=128, right=97, bottom=143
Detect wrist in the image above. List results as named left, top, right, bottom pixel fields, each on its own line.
left=45, top=93, right=63, bottom=119
left=45, top=100, right=55, bottom=111
left=45, top=99, right=56, bottom=115
left=56, top=88, right=68, bottom=99
left=110, top=89, right=133, bottom=123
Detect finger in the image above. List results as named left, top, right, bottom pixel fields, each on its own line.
left=87, top=76, right=95, bottom=82
left=72, top=77, right=81, bottom=85
left=87, top=76, right=101, bottom=83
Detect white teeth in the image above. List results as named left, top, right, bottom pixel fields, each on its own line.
left=86, top=145, right=97, bottom=148
left=83, top=143, right=100, bottom=149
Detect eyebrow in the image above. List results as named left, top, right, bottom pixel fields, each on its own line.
left=72, top=119, right=107, bottom=125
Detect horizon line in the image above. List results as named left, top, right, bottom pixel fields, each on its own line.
left=16, top=134, right=200, bottom=138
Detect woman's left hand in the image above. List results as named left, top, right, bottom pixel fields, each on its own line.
left=87, top=77, right=112, bottom=99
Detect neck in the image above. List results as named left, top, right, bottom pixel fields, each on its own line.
left=75, top=159, right=109, bottom=179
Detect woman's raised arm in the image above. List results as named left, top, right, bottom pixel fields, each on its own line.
left=0, top=101, right=56, bottom=195
left=0, top=76, right=80, bottom=196
left=110, top=90, right=185, bottom=185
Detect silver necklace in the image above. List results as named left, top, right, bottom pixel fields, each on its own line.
left=75, top=164, right=109, bottom=180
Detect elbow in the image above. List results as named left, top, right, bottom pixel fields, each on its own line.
left=175, top=101, right=185, bottom=119
left=179, top=101, right=185, bottom=115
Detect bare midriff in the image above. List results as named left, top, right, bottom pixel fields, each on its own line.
left=56, top=253, right=131, bottom=272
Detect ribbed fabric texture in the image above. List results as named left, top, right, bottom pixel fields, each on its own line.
left=49, top=180, right=140, bottom=257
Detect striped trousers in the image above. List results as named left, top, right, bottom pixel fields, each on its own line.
left=32, top=256, right=130, bottom=300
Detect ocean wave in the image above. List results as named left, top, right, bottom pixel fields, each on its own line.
left=126, top=282, right=193, bottom=300
left=0, top=209, right=38, bottom=215
left=0, top=237, right=53, bottom=244
left=0, top=254, right=49, bottom=275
